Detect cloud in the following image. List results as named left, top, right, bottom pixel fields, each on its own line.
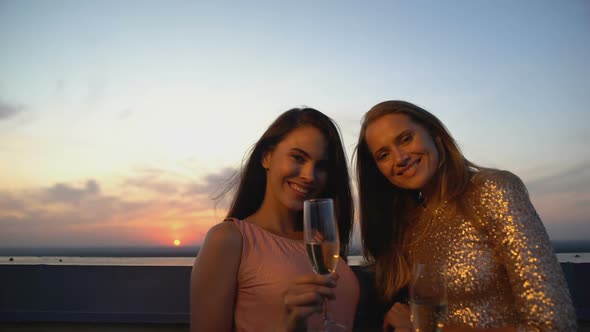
left=0, top=192, right=26, bottom=212
left=43, top=180, right=100, bottom=203
left=119, top=108, right=133, bottom=119
left=185, top=167, right=237, bottom=196
left=526, top=161, right=590, bottom=195
left=523, top=161, right=590, bottom=242
left=573, top=199, right=590, bottom=208
left=0, top=170, right=230, bottom=247
left=124, top=171, right=179, bottom=195
left=85, top=78, right=107, bottom=107
left=0, top=100, right=24, bottom=120
left=4, top=163, right=585, bottom=249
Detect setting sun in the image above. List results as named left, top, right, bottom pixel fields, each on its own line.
left=173, top=239, right=181, bottom=246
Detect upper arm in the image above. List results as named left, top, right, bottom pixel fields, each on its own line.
left=190, top=221, right=242, bottom=332
left=474, top=171, right=576, bottom=330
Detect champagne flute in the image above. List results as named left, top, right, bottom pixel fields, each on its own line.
left=409, top=262, right=448, bottom=332
left=303, top=198, right=346, bottom=332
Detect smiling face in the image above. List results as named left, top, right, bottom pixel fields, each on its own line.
left=262, top=125, right=329, bottom=213
left=364, top=113, right=440, bottom=193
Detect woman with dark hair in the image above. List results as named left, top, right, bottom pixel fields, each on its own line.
left=354, top=100, right=576, bottom=331
left=191, top=107, right=359, bottom=331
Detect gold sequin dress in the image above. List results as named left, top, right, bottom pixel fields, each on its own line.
left=406, top=170, right=577, bottom=331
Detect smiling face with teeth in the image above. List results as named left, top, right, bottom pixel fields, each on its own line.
left=262, top=125, right=329, bottom=213
left=364, top=112, right=440, bottom=194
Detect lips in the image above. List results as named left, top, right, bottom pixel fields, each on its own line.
left=396, top=158, right=421, bottom=176
left=288, top=181, right=312, bottom=196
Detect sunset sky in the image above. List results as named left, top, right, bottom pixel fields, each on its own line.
left=1, top=0, right=589, bottom=249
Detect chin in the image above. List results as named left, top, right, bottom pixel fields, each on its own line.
left=285, top=199, right=304, bottom=212
left=394, top=179, right=428, bottom=191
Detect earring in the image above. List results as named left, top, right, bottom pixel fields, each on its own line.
left=418, top=192, right=427, bottom=208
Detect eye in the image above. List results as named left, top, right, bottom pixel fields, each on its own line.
left=291, top=154, right=305, bottom=163
left=375, top=152, right=389, bottom=162
left=400, top=133, right=413, bottom=144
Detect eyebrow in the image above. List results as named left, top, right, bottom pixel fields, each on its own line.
left=291, top=147, right=329, bottom=161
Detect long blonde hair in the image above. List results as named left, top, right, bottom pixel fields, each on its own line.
left=353, top=100, right=479, bottom=299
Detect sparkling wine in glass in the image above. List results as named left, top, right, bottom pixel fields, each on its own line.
left=410, top=262, right=448, bottom=332
left=303, top=198, right=345, bottom=332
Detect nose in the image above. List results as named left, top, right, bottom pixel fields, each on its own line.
left=393, top=147, right=410, bottom=167
left=300, top=163, right=315, bottom=183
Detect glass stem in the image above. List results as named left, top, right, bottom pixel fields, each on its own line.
left=323, top=296, right=329, bottom=325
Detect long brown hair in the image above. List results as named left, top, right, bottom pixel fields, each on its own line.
left=353, top=100, right=479, bottom=299
left=221, top=107, right=354, bottom=257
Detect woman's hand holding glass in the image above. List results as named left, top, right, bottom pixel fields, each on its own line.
left=383, top=302, right=411, bottom=332
left=282, top=273, right=339, bottom=332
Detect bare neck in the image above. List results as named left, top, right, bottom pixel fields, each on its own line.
left=419, top=175, right=443, bottom=209
left=246, top=196, right=302, bottom=240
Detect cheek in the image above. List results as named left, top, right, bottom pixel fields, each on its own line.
left=429, top=144, right=440, bottom=167
left=278, top=160, right=298, bottom=175
left=422, top=137, right=439, bottom=156
left=269, top=163, right=292, bottom=184
left=377, top=163, right=390, bottom=177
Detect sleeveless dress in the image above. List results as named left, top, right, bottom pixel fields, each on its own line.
left=230, top=218, right=360, bottom=332
left=406, top=170, right=576, bottom=331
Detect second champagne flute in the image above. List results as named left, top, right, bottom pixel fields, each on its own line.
left=303, top=198, right=346, bottom=332
left=409, top=262, right=448, bottom=332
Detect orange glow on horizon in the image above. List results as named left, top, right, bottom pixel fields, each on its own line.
left=173, top=239, right=181, bottom=246
left=97, top=204, right=224, bottom=246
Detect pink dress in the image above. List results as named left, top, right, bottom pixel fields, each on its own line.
left=230, top=219, right=360, bottom=332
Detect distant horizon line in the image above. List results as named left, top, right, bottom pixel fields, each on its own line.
left=1, top=239, right=590, bottom=256
left=1, top=239, right=589, bottom=247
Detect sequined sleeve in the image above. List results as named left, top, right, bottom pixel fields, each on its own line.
left=473, top=171, right=577, bottom=331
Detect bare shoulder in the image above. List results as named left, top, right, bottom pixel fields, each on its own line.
left=194, top=220, right=242, bottom=266
left=203, top=220, right=242, bottom=247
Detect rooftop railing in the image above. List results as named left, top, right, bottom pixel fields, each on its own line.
left=1, top=256, right=588, bottom=331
